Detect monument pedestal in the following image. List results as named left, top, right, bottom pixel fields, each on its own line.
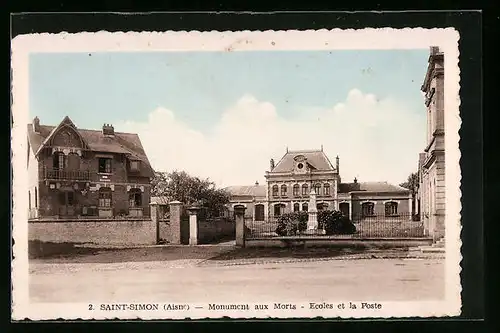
left=302, top=228, right=326, bottom=235
left=302, top=211, right=326, bottom=235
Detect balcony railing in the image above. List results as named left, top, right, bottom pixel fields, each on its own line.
left=42, top=167, right=93, bottom=181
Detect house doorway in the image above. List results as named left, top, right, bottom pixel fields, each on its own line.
left=58, top=190, right=76, bottom=216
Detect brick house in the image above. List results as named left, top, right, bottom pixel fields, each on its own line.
left=226, top=148, right=412, bottom=221
left=417, top=46, right=446, bottom=240
left=27, top=116, right=154, bottom=219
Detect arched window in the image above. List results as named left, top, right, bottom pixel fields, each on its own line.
left=302, top=203, right=309, bottom=211
left=293, top=184, right=300, bottom=197
left=281, top=184, right=288, bottom=197
left=129, top=188, right=142, bottom=208
left=272, top=185, right=279, bottom=197
left=323, top=183, right=330, bottom=196
left=301, top=184, right=309, bottom=196
left=293, top=203, right=300, bottom=212
left=385, top=202, right=398, bottom=216
left=98, top=187, right=112, bottom=207
left=362, top=202, right=375, bottom=217
left=314, top=183, right=321, bottom=195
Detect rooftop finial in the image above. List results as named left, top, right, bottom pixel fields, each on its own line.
left=286, top=146, right=288, bottom=153
left=321, top=144, right=323, bottom=151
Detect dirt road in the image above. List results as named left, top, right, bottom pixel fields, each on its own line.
left=29, top=258, right=444, bottom=303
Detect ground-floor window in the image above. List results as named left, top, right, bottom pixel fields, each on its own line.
left=273, top=203, right=285, bottom=217
left=128, top=189, right=142, bottom=208
left=293, top=203, right=300, bottom=212
left=302, top=203, right=308, bottom=211
left=98, top=188, right=112, bottom=207
left=255, top=204, right=265, bottom=221
left=317, top=203, right=328, bottom=211
left=385, top=202, right=398, bottom=216
left=58, top=191, right=75, bottom=206
left=339, top=202, right=349, bottom=216
left=362, top=202, right=375, bottom=217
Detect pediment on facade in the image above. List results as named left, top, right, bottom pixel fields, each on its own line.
left=36, top=116, right=90, bottom=155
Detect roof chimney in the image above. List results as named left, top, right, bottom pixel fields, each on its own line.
left=336, top=155, right=339, bottom=172
left=270, top=158, right=275, bottom=171
left=102, top=123, right=115, bottom=136
left=353, top=177, right=358, bottom=184
left=430, top=46, right=440, bottom=55
left=33, top=116, right=40, bottom=133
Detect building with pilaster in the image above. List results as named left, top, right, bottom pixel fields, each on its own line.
left=226, top=147, right=412, bottom=221
left=417, top=46, right=446, bottom=240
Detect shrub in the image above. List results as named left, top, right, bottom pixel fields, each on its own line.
left=318, top=210, right=357, bottom=235
left=275, top=211, right=308, bottom=236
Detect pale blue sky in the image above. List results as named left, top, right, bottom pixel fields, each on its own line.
left=29, top=50, right=430, bottom=185
left=30, top=50, right=428, bottom=132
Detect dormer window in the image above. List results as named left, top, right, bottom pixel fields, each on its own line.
left=130, top=160, right=140, bottom=172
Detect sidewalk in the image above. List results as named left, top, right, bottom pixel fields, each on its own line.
left=198, top=248, right=445, bottom=267
left=30, top=240, right=444, bottom=265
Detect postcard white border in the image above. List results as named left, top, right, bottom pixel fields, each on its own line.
left=11, top=28, right=462, bottom=320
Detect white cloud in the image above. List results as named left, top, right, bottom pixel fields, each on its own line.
left=116, top=89, right=425, bottom=187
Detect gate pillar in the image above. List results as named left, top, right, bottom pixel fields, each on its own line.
left=234, top=205, right=247, bottom=248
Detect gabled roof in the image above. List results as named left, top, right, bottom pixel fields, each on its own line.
left=27, top=117, right=154, bottom=178
left=34, top=116, right=90, bottom=156
left=338, top=181, right=409, bottom=193
left=271, top=149, right=335, bottom=173
left=225, top=185, right=266, bottom=198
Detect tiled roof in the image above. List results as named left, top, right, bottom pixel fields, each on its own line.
left=271, top=150, right=335, bottom=173
left=338, top=182, right=409, bottom=193
left=27, top=118, right=154, bottom=178
left=225, top=185, right=267, bottom=198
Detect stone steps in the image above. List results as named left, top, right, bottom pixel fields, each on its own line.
left=408, top=237, right=445, bottom=255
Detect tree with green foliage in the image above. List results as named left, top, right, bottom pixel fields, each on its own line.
left=151, top=170, right=231, bottom=215
left=399, top=172, right=419, bottom=196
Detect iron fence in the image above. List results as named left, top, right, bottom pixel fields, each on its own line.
left=244, top=212, right=425, bottom=239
